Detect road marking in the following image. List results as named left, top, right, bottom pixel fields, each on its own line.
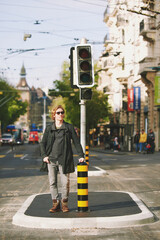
left=14, top=154, right=24, bottom=158
left=73, top=154, right=97, bottom=157
left=6, top=149, right=12, bottom=154
left=2, top=168, right=15, bottom=170
left=21, top=154, right=28, bottom=159
left=0, top=155, right=5, bottom=158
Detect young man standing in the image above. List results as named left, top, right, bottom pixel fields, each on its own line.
left=40, top=105, right=84, bottom=213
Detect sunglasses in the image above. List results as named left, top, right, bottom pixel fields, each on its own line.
left=56, top=111, right=64, bottom=115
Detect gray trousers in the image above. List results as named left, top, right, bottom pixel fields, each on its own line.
left=47, top=161, right=70, bottom=201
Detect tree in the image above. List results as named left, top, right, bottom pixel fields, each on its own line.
left=0, top=78, right=28, bottom=132
left=49, top=61, right=111, bottom=131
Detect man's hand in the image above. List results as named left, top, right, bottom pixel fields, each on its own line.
left=79, top=158, right=85, bottom=163
left=43, top=156, right=50, bottom=164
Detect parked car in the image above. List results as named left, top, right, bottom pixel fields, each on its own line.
left=28, top=131, right=39, bottom=144
left=0, top=133, right=15, bottom=145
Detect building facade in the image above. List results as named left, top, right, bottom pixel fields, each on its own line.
left=97, top=0, right=160, bottom=150
left=15, top=64, right=51, bottom=131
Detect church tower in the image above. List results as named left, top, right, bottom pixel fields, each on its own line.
left=15, top=64, right=30, bottom=130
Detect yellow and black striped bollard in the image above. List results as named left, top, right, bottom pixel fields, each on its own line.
left=85, top=146, right=89, bottom=165
left=77, top=162, right=88, bottom=212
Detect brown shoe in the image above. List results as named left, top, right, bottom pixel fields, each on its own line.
left=49, top=199, right=61, bottom=213
left=61, top=199, right=69, bottom=212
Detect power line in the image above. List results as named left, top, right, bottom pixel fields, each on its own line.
left=0, top=1, right=103, bottom=16
left=72, top=0, right=106, bottom=7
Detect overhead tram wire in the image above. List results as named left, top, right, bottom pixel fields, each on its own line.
left=1, top=38, right=104, bottom=60
left=72, top=0, right=106, bottom=7
left=0, top=1, right=103, bottom=16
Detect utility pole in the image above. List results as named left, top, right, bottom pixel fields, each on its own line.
left=43, top=96, right=47, bottom=132
left=80, top=98, right=86, bottom=152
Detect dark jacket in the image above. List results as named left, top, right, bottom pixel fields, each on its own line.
left=134, top=133, right=140, bottom=144
left=40, top=121, right=84, bottom=174
left=147, top=132, right=155, bottom=144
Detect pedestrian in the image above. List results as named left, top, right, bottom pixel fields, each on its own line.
left=139, top=129, right=147, bottom=153
left=134, top=130, right=140, bottom=153
left=40, top=105, right=85, bottom=213
left=113, top=135, right=119, bottom=152
left=147, top=129, right=155, bottom=153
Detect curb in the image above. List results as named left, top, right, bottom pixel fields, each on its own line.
left=12, top=191, right=156, bottom=229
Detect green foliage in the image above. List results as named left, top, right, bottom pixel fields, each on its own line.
left=0, top=78, right=28, bottom=131
left=86, top=90, right=110, bottom=130
left=49, top=61, right=111, bottom=130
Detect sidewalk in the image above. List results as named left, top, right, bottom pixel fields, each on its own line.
left=90, top=146, right=160, bottom=155
left=89, top=146, right=135, bottom=155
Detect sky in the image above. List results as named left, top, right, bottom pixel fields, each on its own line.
left=0, top=0, right=108, bottom=91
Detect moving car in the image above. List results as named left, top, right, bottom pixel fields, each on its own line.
left=0, top=133, right=15, bottom=145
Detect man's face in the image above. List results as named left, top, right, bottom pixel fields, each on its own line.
left=55, top=108, right=65, bottom=121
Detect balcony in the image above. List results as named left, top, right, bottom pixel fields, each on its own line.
left=104, top=7, right=118, bottom=23
left=116, top=14, right=126, bottom=27
left=104, top=33, right=115, bottom=44
left=139, top=57, right=157, bottom=75
left=102, top=56, right=115, bottom=69
left=139, top=18, right=156, bottom=42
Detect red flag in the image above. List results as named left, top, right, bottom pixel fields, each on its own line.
left=128, top=89, right=134, bottom=111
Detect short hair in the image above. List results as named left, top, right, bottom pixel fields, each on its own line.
left=51, top=105, right=65, bottom=121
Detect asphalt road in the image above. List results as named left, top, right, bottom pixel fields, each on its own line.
left=0, top=144, right=160, bottom=240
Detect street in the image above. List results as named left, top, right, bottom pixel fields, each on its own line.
left=0, top=143, right=160, bottom=239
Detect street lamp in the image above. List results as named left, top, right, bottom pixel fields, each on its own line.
left=24, top=34, right=32, bottom=41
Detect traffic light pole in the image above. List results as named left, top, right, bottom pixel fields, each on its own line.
left=71, top=38, right=94, bottom=153
left=43, top=96, right=47, bottom=132
left=80, top=99, right=86, bottom=153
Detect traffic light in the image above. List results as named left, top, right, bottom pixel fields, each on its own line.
left=69, top=47, right=78, bottom=89
left=75, top=44, right=94, bottom=88
left=80, top=88, right=92, bottom=100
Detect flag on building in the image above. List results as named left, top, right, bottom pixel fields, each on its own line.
left=154, top=76, right=160, bottom=106
left=133, top=87, right=141, bottom=110
left=128, top=89, right=134, bottom=111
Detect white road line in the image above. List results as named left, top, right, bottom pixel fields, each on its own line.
left=6, top=149, right=12, bottom=154
left=21, top=154, right=28, bottom=159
